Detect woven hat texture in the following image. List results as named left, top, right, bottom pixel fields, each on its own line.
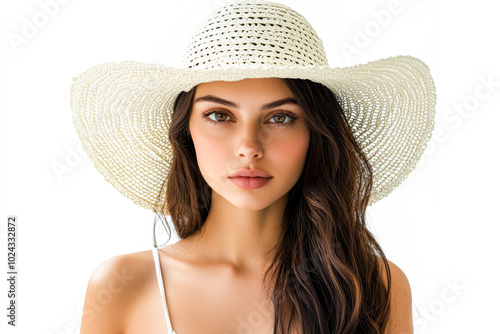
left=70, top=0, right=436, bottom=210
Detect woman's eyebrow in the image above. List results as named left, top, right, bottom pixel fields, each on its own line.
left=194, top=95, right=299, bottom=110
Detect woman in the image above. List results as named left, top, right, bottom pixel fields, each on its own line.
left=71, top=1, right=435, bottom=333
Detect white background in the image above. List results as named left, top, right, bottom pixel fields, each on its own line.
left=1, top=0, right=499, bottom=333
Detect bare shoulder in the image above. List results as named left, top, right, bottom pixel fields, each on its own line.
left=377, top=256, right=413, bottom=334
left=377, top=256, right=411, bottom=292
left=80, top=249, right=156, bottom=334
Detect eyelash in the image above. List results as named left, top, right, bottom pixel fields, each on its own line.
left=202, top=109, right=298, bottom=127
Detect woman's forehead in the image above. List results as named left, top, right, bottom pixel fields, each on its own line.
left=195, top=78, right=292, bottom=98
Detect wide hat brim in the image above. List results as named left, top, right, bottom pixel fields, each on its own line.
left=70, top=55, right=436, bottom=209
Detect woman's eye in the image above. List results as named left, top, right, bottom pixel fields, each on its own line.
left=203, top=110, right=297, bottom=127
left=266, top=113, right=298, bottom=126
left=207, top=111, right=232, bottom=123
left=269, top=114, right=288, bottom=124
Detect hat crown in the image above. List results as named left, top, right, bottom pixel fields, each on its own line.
left=182, top=0, right=329, bottom=69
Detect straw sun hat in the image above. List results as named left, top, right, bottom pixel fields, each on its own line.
left=70, top=0, right=436, bottom=210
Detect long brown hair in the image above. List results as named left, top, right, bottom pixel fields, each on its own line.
left=152, top=78, right=392, bottom=334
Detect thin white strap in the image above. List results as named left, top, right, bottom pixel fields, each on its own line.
left=152, top=247, right=177, bottom=334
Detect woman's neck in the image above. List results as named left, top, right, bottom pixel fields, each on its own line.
left=178, top=190, right=287, bottom=274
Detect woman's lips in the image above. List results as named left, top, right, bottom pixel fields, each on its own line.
left=229, top=176, right=272, bottom=189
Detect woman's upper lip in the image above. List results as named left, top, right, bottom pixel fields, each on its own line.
left=228, top=169, right=272, bottom=178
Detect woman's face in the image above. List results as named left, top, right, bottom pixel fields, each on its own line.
left=189, top=78, right=310, bottom=211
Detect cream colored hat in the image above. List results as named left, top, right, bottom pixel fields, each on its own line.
left=70, top=0, right=436, bottom=210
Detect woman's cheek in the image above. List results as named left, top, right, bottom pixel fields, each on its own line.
left=194, top=132, right=224, bottom=165
left=280, top=130, right=310, bottom=163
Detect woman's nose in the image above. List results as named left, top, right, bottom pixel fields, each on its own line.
left=234, top=124, right=270, bottom=161
left=236, top=145, right=263, bottom=161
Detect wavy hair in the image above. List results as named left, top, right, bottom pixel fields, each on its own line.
left=152, top=78, right=392, bottom=334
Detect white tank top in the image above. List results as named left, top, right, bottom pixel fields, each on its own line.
left=152, top=247, right=177, bottom=334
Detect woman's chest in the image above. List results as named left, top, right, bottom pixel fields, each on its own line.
left=124, top=263, right=276, bottom=334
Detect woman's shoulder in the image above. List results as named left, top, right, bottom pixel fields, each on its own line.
left=87, top=249, right=156, bottom=285
left=84, top=244, right=184, bottom=297
left=80, top=248, right=163, bottom=333
left=375, top=256, right=413, bottom=333
left=376, top=256, right=410, bottom=289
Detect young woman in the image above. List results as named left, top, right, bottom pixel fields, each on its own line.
left=71, top=1, right=436, bottom=333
